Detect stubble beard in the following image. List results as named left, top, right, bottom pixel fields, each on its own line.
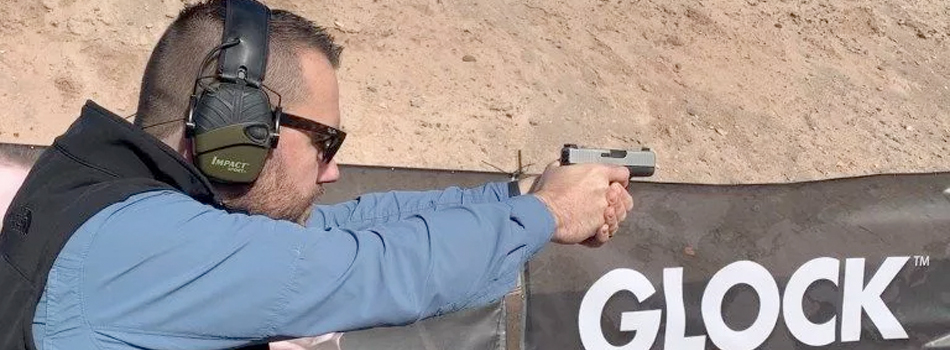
left=220, top=158, right=324, bottom=225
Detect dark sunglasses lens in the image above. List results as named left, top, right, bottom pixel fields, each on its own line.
left=281, top=113, right=345, bottom=163
left=321, top=135, right=344, bottom=163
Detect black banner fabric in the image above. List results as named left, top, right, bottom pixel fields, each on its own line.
left=526, top=173, right=950, bottom=350
left=3, top=143, right=949, bottom=349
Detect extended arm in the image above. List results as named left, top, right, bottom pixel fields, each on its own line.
left=308, top=178, right=537, bottom=231
left=61, top=189, right=553, bottom=349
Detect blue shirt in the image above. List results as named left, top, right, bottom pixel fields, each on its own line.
left=31, top=182, right=555, bottom=349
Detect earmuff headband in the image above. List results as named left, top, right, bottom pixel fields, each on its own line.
left=219, top=0, right=270, bottom=87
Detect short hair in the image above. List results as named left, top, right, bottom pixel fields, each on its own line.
left=133, top=0, right=343, bottom=140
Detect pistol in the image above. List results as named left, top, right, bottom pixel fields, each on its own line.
left=560, top=144, right=656, bottom=177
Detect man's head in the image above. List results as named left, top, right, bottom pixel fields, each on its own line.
left=134, top=0, right=344, bottom=223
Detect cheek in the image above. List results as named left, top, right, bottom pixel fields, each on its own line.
left=278, top=148, right=320, bottom=185
left=276, top=134, right=320, bottom=182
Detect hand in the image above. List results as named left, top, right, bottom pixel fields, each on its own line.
left=579, top=182, right=634, bottom=248
left=529, top=161, right=633, bottom=245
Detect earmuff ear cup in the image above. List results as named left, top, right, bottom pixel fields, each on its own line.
left=193, top=82, right=273, bottom=131
left=191, top=82, right=276, bottom=183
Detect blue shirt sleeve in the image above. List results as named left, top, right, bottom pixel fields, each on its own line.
left=47, top=188, right=554, bottom=349
left=307, top=181, right=515, bottom=230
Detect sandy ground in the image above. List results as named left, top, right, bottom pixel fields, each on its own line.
left=0, top=0, right=948, bottom=184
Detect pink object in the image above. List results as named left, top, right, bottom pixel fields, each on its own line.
left=0, top=163, right=28, bottom=223
left=269, top=333, right=343, bottom=350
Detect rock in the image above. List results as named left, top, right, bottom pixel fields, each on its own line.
left=489, top=101, right=513, bottom=112
left=667, top=36, right=685, bottom=46
left=774, top=23, right=783, bottom=28
left=715, top=128, right=728, bottom=136
left=529, top=120, right=539, bottom=126
left=905, top=125, right=914, bottom=131
left=410, top=97, right=423, bottom=108
left=67, top=20, right=83, bottom=35
left=462, top=55, right=477, bottom=62
left=367, top=86, right=377, bottom=93
left=686, top=106, right=700, bottom=116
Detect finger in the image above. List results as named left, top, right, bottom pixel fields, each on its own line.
left=615, top=201, right=627, bottom=223
left=606, top=183, right=624, bottom=211
left=605, top=205, right=618, bottom=231
left=623, top=191, right=634, bottom=211
left=605, top=166, right=631, bottom=187
left=612, top=182, right=633, bottom=211
left=544, top=160, right=561, bottom=171
left=597, top=224, right=611, bottom=243
left=607, top=186, right=619, bottom=206
left=609, top=182, right=625, bottom=198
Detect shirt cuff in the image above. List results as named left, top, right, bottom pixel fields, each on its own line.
left=506, top=194, right=556, bottom=256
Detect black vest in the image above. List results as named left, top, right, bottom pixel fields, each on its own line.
left=0, top=101, right=224, bottom=349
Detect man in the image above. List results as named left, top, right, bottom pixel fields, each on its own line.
left=0, top=1, right=635, bottom=349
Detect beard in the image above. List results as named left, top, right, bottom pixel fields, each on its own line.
left=218, top=157, right=324, bottom=224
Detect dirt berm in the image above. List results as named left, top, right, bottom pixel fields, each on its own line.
left=0, top=0, right=947, bottom=183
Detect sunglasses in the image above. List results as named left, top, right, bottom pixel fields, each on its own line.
left=280, top=111, right=347, bottom=164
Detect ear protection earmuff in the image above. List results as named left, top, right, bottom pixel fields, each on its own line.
left=186, top=0, right=283, bottom=184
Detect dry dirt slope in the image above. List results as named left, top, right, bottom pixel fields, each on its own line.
left=0, top=0, right=948, bottom=184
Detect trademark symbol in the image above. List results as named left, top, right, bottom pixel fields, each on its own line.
left=914, top=255, right=930, bottom=267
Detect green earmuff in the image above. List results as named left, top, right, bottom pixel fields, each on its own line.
left=186, top=0, right=278, bottom=184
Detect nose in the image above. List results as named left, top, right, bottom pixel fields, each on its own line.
left=318, top=160, right=341, bottom=183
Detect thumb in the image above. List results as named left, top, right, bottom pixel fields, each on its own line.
left=606, top=165, right=631, bottom=187
left=545, top=160, right=562, bottom=171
